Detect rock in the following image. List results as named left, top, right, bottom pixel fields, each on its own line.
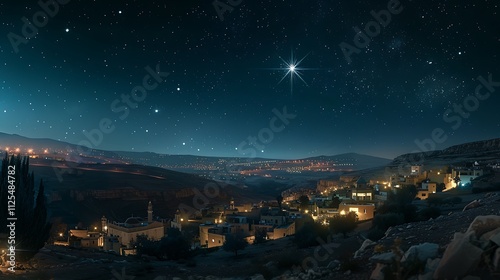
left=354, top=239, right=376, bottom=258
left=402, top=243, right=439, bottom=263
left=494, top=247, right=500, bottom=271
left=370, top=252, right=399, bottom=264
left=463, top=200, right=481, bottom=211
left=327, top=260, right=340, bottom=269
left=421, top=258, right=441, bottom=277
left=465, top=215, right=500, bottom=238
left=433, top=232, right=483, bottom=279
left=385, top=227, right=393, bottom=236
left=306, top=269, right=321, bottom=277
left=370, top=263, right=386, bottom=280
left=407, top=225, right=412, bottom=229
left=490, top=232, right=500, bottom=247
left=479, top=227, right=500, bottom=243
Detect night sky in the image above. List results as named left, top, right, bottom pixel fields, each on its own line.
left=0, top=0, right=498, bottom=159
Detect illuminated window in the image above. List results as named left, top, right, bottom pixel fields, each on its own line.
left=212, top=239, right=215, bottom=243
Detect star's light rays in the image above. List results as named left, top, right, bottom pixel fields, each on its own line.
left=265, top=50, right=318, bottom=95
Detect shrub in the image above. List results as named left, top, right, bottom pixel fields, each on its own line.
left=329, top=212, right=358, bottom=238
left=294, top=221, right=329, bottom=248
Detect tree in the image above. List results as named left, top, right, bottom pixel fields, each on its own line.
left=436, top=183, right=446, bottom=192
left=298, top=195, right=309, bottom=212
left=135, top=228, right=190, bottom=260
left=253, top=227, right=268, bottom=244
left=276, top=195, right=284, bottom=209
left=328, top=195, right=341, bottom=208
left=223, top=232, right=248, bottom=256
left=0, top=153, right=50, bottom=261
left=329, top=212, right=357, bottom=238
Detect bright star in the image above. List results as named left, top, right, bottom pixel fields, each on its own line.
left=65, top=28, right=69, bottom=32
left=265, top=50, right=317, bottom=95
left=154, top=109, right=159, bottom=113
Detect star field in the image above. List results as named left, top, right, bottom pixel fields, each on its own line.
left=0, top=0, right=498, bottom=159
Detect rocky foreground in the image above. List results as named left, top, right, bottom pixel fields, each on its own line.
left=160, top=192, right=500, bottom=280
left=273, top=192, right=500, bottom=280
left=3, top=192, right=500, bottom=280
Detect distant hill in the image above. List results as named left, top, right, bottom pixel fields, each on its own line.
left=391, top=138, right=500, bottom=167
left=0, top=132, right=391, bottom=171
left=345, top=138, right=500, bottom=179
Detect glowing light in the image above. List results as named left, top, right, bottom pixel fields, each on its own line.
left=265, top=50, right=318, bottom=95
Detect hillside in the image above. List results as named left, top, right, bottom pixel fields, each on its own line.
left=27, top=158, right=269, bottom=226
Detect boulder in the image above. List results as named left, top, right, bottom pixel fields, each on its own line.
left=354, top=239, right=376, bottom=258
left=327, top=260, right=340, bottom=269
left=490, top=232, right=500, bottom=247
left=370, top=252, right=399, bottom=264
left=494, top=247, right=500, bottom=271
left=465, top=215, right=500, bottom=238
left=370, top=263, right=386, bottom=280
left=463, top=200, right=481, bottom=211
left=479, top=227, right=500, bottom=243
left=402, top=243, right=439, bottom=263
left=433, top=232, right=483, bottom=279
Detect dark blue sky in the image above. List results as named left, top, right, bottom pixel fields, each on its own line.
left=0, top=0, right=499, bottom=159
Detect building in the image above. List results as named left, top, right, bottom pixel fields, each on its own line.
left=104, top=201, right=164, bottom=252
left=455, top=169, right=484, bottom=186
left=352, top=188, right=373, bottom=201
left=317, top=180, right=339, bottom=193
left=338, top=203, right=375, bottom=221
left=68, top=229, right=101, bottom=248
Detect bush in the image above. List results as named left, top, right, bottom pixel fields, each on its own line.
left=372, top=213, right=405, bottom=231
left=294, top=221, right=329, bottom=248
left=329, top=212, right=357, bottom=238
